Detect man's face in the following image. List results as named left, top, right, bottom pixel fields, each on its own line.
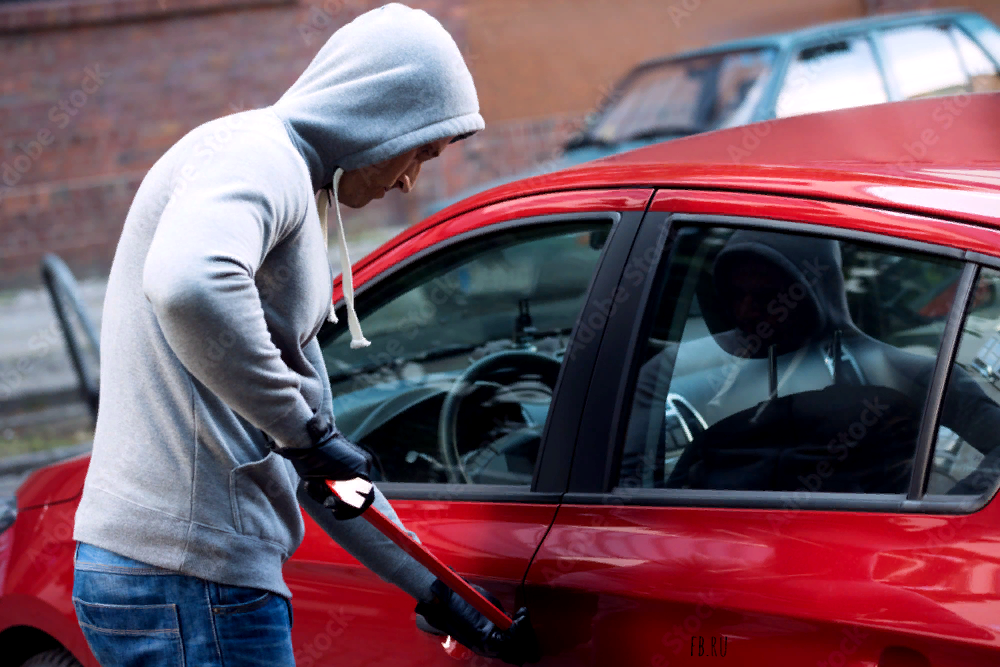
left=337, top=136, right=454, bottom=208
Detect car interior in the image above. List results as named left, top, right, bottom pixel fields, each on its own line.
left=618, top=225, right=1000, bottom=497
left=320, top=222, right=612, bottom=486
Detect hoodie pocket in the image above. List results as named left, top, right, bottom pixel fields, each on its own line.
left=229, top=452, right=304, bottom=552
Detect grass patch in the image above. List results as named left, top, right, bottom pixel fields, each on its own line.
left=0, top=428, right=93, bottom=459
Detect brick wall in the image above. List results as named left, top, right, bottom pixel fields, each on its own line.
left=3, top=0, right=997, bottom=289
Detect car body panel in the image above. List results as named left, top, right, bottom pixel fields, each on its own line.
left=0, top=498, right=98, bottom=667
left=525, top=504, right=1000, bottom=666
left=287, top=500, right=557, bottom=666
left=524, top=186, right=1000, bottom=666
left=16, top=456, right=89, bottom=511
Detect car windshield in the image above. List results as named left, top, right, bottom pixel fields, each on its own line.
left=582, top=47, right=776, bottom=145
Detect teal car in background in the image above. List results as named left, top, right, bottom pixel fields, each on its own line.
left=428, top=9, right=1000, bottom=214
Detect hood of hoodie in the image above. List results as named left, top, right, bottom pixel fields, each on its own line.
left=272, top=3, right=485, bottom=192
left=704, top=229, right=854, bottom=358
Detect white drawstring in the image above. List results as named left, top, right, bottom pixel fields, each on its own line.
left=316, top=167, right=370, bottom=349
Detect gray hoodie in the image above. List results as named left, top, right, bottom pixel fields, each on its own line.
left=74, top=3, right=484, bottom=599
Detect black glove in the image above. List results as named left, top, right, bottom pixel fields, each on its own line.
left=269, top=413, right=376, bottom=520
left=414, top=578, right=541, bottom=666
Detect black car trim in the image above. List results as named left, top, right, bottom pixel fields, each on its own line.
left=536, top=209, right=649, bottom=494
left=563, top=490, right=909, bottom=512
left=599, top=211, right=679, bottom=494
left=569, top=210, right=997, bottom=514
left=560, top=490, right=989, bottom=515
left=908, top=262, right=979, bottom=499
left=378, top=483, right=562, bottom=504
left=966, top=250, right=1000, bottom=271
left=570, top=211, right=676, bottom=494
left=317, top=207, right=641, bottom=500
left=666, top=213, right=968, bottom=260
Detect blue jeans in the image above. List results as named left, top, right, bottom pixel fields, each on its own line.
left=72, top=542, right=295, bottom=666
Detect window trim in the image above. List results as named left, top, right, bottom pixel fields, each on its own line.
left=317, top=210, right=630, bottom=501
left=908, top=262, right=979, bottom=499
left=569, top=211, right=1000, bottom=514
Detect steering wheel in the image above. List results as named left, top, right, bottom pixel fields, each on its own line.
left=438, top=350, right=562, bottom=484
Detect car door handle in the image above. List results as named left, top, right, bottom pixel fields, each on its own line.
left=878, top=645, right=930, bottom=667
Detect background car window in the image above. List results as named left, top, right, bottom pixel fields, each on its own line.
left=929, top=267, right=1000, bottom=496
left=878, top=24, right=992, bottom=99
left=950, top=26, right=1000, bottom=93
left=775, top=37, right=887, bottom=118
left=588, top=48, right=775, bottom=143
left=322, top=223, right=610, bottom=487
left=615, top=226, right=986, bottom=496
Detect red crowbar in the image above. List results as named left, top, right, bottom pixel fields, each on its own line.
left=326, top=479, right=514, bottom=631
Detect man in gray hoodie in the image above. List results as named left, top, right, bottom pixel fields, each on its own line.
left=71, top=4, right=536, bottom=665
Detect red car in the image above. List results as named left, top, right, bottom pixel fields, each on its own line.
left=4, top=92, right=1000, bottom=667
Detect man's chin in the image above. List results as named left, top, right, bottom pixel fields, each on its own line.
left=340, top=195, right=369, bottom=209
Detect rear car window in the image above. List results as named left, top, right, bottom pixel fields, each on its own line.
left=878, top=23, right=1000, bottom=99
left=775, top=36, right=888, bottom=118
left=615, top=226, right=1000, bottom=498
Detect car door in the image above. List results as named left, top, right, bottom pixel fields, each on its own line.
left=524, top=189, right=1000, bottom=666
left=283, top=188, right=652, bottom=666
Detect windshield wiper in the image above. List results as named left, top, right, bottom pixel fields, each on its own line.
left=566, top=125, right=702, bottom=150
left=616, top=126, right=703, bottom=143
left=563, top=133, right=612, bottom=150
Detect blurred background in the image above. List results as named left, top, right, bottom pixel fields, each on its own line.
left=2, top=0, right=1000, bottom=486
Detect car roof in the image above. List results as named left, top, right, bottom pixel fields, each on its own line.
left=422, top=93, right=1000, bottom=235
left=630, top=9, right=981, bottom=65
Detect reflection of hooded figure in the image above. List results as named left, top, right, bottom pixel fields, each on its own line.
left=621, top=230, right=1000, bottom=495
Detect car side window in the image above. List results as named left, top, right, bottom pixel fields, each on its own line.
left=321, top=222, right=611, bottom=487
left=949, top=26, right=1000, bottom=93
left=775, top=36, right=888, bottom=118
left=930, top=267, right=1000, bottom=496
left=614, top=226, right=1000, bottom=497
left=878, top=23, right=1000, bottom=99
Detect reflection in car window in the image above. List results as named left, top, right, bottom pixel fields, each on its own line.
left=775, top=37, right=887, bottom=118
left=879, top=24, right=973, bottom=99
left=615, top=226, right=1000, bottom=497
left=929, top=267, right=1000, bottom=496
left=322, top=223, right=610, bottom=487
left=588, top=49, right=775, bottom=144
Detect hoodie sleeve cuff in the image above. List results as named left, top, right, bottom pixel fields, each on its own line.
left=263, top=394, right=316, bottom=449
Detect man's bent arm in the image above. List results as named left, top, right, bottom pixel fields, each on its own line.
left=142, top=134, right=315, bottom=449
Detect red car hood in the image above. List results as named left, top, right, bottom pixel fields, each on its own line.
left=16, top=454, right=90, bottom=510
